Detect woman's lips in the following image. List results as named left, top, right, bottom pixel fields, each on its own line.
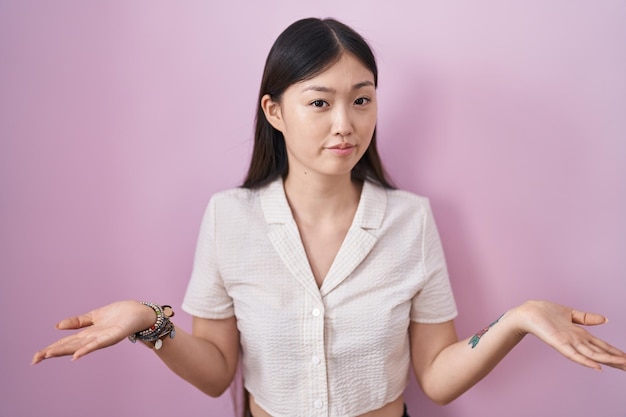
left=326, top=144, right=355, bottom=156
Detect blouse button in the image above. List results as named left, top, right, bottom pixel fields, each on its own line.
left=311, top=355, right=321, bottom=365
left=313, top=399, right=323, bottom=409
left=311, top=308, right=321, bottom=317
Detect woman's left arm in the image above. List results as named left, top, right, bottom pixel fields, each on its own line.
left=410, top=300, right=626, bottom=405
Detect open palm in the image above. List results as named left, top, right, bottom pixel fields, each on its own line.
left=32, top=300, right=153, bottom=364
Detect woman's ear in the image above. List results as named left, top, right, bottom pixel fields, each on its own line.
left=261, top=94, right=284, bottom=132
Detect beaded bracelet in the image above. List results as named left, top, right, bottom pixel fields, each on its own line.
left=128, top=302, right=176, bottom=350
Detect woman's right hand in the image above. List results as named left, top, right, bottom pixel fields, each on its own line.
left=32, top=300, right=156, bottom=364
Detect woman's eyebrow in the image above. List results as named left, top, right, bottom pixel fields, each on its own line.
left=300, top=80, right=375, bottom=93
left=353, top=80, right=375, bottom=89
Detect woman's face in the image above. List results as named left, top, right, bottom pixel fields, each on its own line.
left=263, top=53, right=377, bottom=181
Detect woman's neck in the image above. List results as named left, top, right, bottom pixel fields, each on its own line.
left=283, top=173, right=362, bottom=226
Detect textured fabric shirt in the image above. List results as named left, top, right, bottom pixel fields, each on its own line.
left=182, top=178, right=457, bottom=417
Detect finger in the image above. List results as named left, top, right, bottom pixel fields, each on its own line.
left=31, top=350, right=46, bottom=365
left=31, top=345, right=71, bottom=364
left=577, top=346, right=626, bottom=369
left=32, top=350, right=55, bottom=365
left=32, top=328, right=98, bottom=363
left=580, top=340, right=605, bottom=356
left=72, top=337, right=106, bottom=361
left=561, top=344, right=602, bottom=370
left=575, top=342, right=606, bottom=360
left=603, top=362, right=626, bottom=371
left=34, top=338, right=83, bottom=362
left=588, top=337, right=626, bottom=357
left=571, top=310, right=607, bottom=326
left=56, top=314, right=94, bottom=330
left=571, top=339, right=626, bottom=369
left=588, top=339, right=626, bottom=369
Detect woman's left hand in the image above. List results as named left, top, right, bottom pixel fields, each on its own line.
left=516, top=300, right=626, bottom=371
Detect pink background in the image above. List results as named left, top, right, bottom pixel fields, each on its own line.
left=1, top=1, right=625, bottom=416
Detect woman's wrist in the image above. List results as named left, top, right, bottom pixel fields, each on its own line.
left=509, top=300, right=543, bottom=337
left=136, top=300, right=159, bottom=332
left=129, top=301, right=176, bottom=350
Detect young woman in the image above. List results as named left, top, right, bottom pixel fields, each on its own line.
left=32, top=17, right=625, bottom=417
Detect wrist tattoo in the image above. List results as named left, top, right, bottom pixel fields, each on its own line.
left=469, top=313, right=504, bottom=349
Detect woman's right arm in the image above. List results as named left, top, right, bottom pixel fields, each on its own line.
left=155, top=314, right=240, bottom=396
left=31, top=300, right=240, bottom=397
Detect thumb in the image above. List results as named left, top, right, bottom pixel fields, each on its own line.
left=56, top=314, right=93, bottom=330
left=571, top=310, right=607, bottom=326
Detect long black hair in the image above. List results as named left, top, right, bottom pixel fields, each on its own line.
left=242, top=17, right=394, bottom=189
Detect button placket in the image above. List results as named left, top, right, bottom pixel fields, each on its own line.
left=304, top=297, right=328, bottom=415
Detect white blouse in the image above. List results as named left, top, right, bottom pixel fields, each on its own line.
left=182, top=178, right=457, bottom=417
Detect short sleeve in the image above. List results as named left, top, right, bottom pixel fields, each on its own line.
left=182, top=197, right=234, bottom=319
left=410, top=201, right=458, bottom=323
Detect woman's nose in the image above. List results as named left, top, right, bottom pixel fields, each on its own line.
left=331, top=106, right=353, bottom=137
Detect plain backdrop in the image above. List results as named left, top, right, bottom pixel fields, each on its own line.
left=1, top=1, right=625, bottom=416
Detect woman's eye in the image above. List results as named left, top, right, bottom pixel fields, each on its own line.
left=311, top=100, right=327, bottom=108
left=354, top=97, right=370, bottom=105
